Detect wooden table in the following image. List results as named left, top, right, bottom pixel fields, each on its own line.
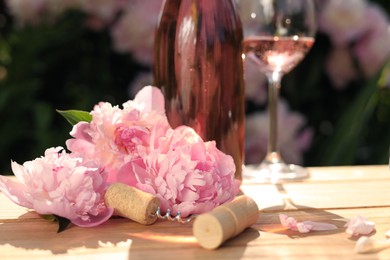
left=1, top=165, right=389, bottom=259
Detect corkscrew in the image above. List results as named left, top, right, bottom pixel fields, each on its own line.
left=104, top=183, right=259, bottom=249
left=105, top=183, right=198, bottom=225
left=151, top=207, right=197, bottom=224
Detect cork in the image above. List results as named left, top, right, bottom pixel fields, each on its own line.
left=104, top=183, right=160, bottom=225
left=193, top=195, right=259, bottom=249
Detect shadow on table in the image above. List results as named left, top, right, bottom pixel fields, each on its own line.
left=126, top=221, right=259, bottom=260
left=253, top=183, right=349, bottom=238
left=0, top=211, right=259, bottom=259
left=0, top=213, right=137, bottom=254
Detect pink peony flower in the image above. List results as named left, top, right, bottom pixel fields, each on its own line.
left=117, top=126, right=236, bottom=217
left=67, top=86, right=237, bottom=217
left=0, top=147, right=113, bottom=227
left=66, top=86, right=171, bottom=183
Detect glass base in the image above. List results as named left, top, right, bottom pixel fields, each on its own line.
left=244, top=161, right=309, bottom=183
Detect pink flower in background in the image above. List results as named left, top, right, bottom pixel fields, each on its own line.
left=319, top=0, right=390, bottom=86
left=318, top=0, right=368, bottom=46
left=325, top=47, right=357, bottom=89
left=67, top=86, right=171, bottom=182
left=0, top=147, right=113, bottom=227
left=81, top=0, right=128, bottom=30
left=81, top=0, right=126, bottom=22
left=44, top=0, right=82, bottom=19
left=6, top=0, right=47, bottom=26
left=243, top=57, right=268, bottom=105
left=245, top=111, right=268, bottom=164
left=353, top=5, right=390, bottom=77
left=245, top=100, right=313, bottom=165
left=127, top=72, right=154, bottom=98
left=110, top=0, right=163, bottom=65
left=118, top=126, right=236, bottom=218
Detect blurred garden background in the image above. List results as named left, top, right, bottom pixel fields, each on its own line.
left=0, top=0, right=389, bottom=175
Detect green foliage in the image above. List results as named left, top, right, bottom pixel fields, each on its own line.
left=57, top=109, right=92, bottom=125
left=41, top=214, right=71, bottom=233
left=54, top=215, right=71, bottom=233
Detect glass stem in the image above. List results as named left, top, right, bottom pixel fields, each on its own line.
left=265, top=71, right=283, bottom=164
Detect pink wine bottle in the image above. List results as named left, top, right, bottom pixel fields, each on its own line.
left=154, top=0, right=245, bottom=179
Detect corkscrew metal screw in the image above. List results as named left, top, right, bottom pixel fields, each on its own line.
left=151, top=207, right=197, bottom=224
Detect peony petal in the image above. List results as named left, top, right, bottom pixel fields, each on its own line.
left=280, top=214, right=338, bottom=233
left=302, top=221, right=337, bottom=231
left=279, top=214, right=298, bottom=231
left=181, top=188, right=200, bottom=202
left=69, top=122, right=92, bottom=141
left=71, top=207, right=114, bottom=227
left=0, top=175, right=33, bottom=208
left=296, top=223, right=312, bottom=233
left=116, top=161, right=139, bottom=186
left=134, top=86, right=165, bottom=114
left=10, top=161, right=28, bottom=183
left=385, top=229, right=390, bottom=238
left=345, top=215, right=375, bottom=236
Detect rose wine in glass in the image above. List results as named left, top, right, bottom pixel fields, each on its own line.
left=242, top=36, right=315, bottom=74
left=237, top=0, right=316, bottom=183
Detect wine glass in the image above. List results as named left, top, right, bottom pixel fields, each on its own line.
left=237, top=0, right=316, bottom=183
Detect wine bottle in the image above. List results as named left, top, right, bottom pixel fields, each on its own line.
left=153, top=0, right=245, bottom=179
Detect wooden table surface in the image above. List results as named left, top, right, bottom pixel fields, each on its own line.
left=1, top=165, right=389, bottom=259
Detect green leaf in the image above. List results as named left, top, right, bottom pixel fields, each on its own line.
left=54, top=215, right=71, bottom=233
left=41, top=214, right=56, bottom=221
left=41, top=214, right=71, bottom=232
left=57, top=109, right=92, bottom=125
